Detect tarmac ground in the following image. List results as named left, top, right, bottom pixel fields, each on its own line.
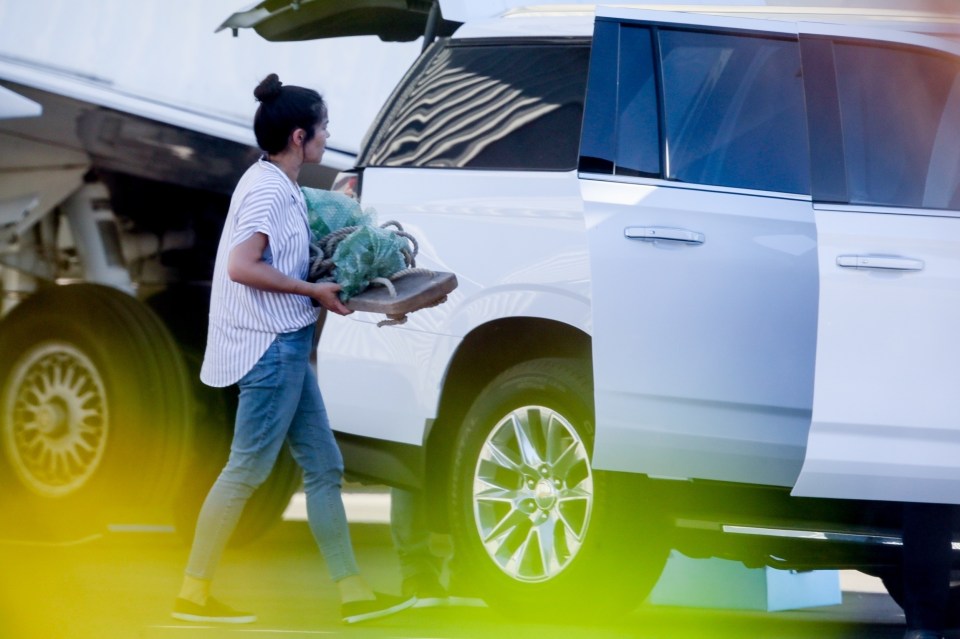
left=0, top=490, right=932, bottom=639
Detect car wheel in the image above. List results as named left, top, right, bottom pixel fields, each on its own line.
left=0, top=284, right=193, bottom=538
left=449, top=357, right=668, bottom=620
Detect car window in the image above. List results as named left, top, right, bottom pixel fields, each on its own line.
left=363, top=41, right=590, bottom=170
left=579, top=20, right=618, bottom=174
left=615, top=26, right=660, bottom=177
left=833, top=41, right=960, bottom=209
left=659, top=30, right=810, bottom=194
left=579, top=21, right=660, bottom=177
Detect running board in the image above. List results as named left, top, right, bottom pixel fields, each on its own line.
left=675, top=518, right=904, bottom=547
left=721, top=525, right=903, bottom=547
left=677, top=519, right=960, bottom=551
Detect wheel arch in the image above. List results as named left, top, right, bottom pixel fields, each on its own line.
left=423, top=316, right=592, bottom=531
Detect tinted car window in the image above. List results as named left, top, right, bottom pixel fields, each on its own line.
left=363, top=41, right=590, bottom=170
left=579, top=22, right=659, bottom=176
left=579, top=20, right=619, bottom=174
left=615, top=25, right=660, bottom=177
left=834, top=42, right=960, bottom=209
left=659, top=30, right=810, bottom=194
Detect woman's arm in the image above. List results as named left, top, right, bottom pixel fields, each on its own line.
left=227, top=232, right=352, bottom=315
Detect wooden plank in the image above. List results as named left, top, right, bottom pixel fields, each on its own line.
left=345, top=271, right=458, bottom=316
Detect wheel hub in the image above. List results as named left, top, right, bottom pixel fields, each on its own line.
left=2, top=342, right=109, bottom=498
left=35, top=400, right=69, bottom=437
left=472, top=405, right=593, bottom=583
left=533, top=478, right=557, bottom=510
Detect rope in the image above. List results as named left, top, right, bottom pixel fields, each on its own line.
left=370, top=269, right=448, bottom=327
left=307, top=220, right=418, bottom=284
left=388, top=267, right=436, bottom=281
left=376, top=294, right=448, bottom=327
left=309, top=219, right=445, bottom=327
left=377, top=315, right=408, bottom=328
left=368, top=277, right=396, bottom=298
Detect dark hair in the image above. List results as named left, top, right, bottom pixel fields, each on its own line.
left=252, top=73, right=327, bottom=154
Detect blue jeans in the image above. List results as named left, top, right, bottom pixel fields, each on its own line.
left=185, top=324, right=360, bottom=582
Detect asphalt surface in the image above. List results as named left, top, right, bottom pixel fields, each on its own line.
left=0, top=493, right=927, bottom=639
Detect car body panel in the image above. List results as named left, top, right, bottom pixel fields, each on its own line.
left=585, top=6, right=960, bottom=501
left=297, top=2, right=960, bottom=504
left=581, top=10, right=819, bottom=486
left=317, top=167, right=589, bottom=444
left=794, top=206, right=960, bottom=503
left=583, top=177, right=818, bottom=486
left=452, top=12, right=593, bottom=38
left=787, top=22, right=960, bottom=504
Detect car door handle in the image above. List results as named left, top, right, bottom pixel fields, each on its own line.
left=836, top=255, right=925, bottom=271
left=624, top=226, right=705, bottom=244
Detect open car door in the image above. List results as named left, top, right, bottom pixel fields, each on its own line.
left=218, top=0, right=600, bottom=41
left=218, top=0, right=460, bottom=42
left=580, top=8, right=819, bottom=488
left=792, top=27, right=960, bottom=504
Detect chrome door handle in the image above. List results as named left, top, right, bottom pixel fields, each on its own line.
left=625, top=226, right=705, bottom=244
left=836, top=255, right=925, bottom=271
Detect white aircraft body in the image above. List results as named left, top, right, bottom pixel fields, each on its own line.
left=0, top=0, right=420, bottom=541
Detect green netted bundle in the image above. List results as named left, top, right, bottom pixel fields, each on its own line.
left=302, top=187, right=417, bottom=301
left=331, top=226, right=409, bottom=299
left=302, top=187, right=372, bottom=238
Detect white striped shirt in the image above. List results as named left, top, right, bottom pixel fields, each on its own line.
left=200, top=158, right=320, bottom=387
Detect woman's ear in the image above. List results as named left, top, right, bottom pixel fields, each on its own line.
left=291, top=128, right=306, bottom=147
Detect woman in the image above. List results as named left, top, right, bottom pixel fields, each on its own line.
left=172, top=74, right=415, bottom=625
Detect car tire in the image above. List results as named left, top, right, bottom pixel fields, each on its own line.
left=449, top=357, right=669, bottom=620
left=0, top=284, right=193, bottom=538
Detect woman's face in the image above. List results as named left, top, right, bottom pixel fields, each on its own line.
left=302, top=117, right=329, bottom=164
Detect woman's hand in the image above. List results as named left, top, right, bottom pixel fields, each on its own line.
left=308, top=282, right=353, bottom=315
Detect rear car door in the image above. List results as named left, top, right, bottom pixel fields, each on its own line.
left=793, top=28, right=960, bottom=503
left=580, top=9, right=819, bottom=487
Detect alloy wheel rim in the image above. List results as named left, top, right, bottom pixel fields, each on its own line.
left=472, top=404, right=593, bottom=582
left=1, top=342, right=109, bottom=497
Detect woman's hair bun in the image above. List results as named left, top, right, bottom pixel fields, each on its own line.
left=254, top=73, right=283, bottom=103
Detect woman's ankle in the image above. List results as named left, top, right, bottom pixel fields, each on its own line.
left=337, top=575, right=375, bottom=603
left=178, top=575, right=211, bottom=605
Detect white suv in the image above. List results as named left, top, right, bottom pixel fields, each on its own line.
left=233, top=2, right=960, bottom=618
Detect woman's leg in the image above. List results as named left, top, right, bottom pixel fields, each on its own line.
left=284, top=334, right=417, bottom=623
left=286, top=363, right=361, bottom=583
left=184, top=331, right=308, bottom=584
